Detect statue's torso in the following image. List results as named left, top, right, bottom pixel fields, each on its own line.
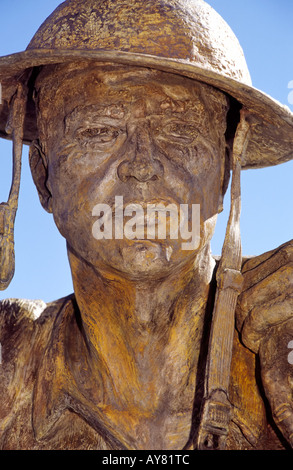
left=0, top=294, right=285, bottom=450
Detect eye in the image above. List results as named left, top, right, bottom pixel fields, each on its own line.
left=77, top=126, right=120, bottom=143
left=163, top=122, right=198, bottom=142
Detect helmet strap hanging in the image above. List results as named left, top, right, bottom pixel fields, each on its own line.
left=0, top=82, right=28, bottom=290
left=196, top=109, right=251, bottom=450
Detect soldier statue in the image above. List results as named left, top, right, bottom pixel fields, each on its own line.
left=0, top=0, right=292, bottom=450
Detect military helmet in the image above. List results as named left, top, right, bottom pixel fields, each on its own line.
left=0, top=0, right=292, bottom=169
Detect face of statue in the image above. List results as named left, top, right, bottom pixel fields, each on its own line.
left=32, top=63, right=229, bottom=280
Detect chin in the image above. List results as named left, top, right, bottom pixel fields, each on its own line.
left=98, top=239, right=196, bottom=280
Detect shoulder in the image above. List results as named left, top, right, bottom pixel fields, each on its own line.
left=0, top=297, right=47, bottom=323
left=0, top=295, right=74, bottom=433
left=0, top=298, right=46, bottom=344
left=0, top=294, right=75, bottom=398
left=236, top=240, right=293, bottom=352
left=241, top=240, right=293, bottom=280
left=239, top=239, right=293, bottom=315
left=0, top=298, right=48, bottom=415
left=0, top=295, right=75, bottom=358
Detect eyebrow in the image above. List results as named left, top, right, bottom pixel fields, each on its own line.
left=64, top=104, right=126, bottom=129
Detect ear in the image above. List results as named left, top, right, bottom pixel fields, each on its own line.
left=29, top=140, right=53, bottom=213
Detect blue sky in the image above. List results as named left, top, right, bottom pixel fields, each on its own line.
left=0, top=0, right=292, bottom=302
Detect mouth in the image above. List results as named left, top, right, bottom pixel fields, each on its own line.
left=109, top=197, right=181, bottom=211
left=93, top=195, right=190, bottom=229
left=91, top=194, right=198, bottom=251
left=120, top=198, right=182, bottom=238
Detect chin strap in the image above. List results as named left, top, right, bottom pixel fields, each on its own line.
left=197, top=109, right=251, bottom=450
left=0, top=82, right=27, bottom=290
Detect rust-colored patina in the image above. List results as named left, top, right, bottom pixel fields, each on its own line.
left=0, top=0, right=292, bottom=450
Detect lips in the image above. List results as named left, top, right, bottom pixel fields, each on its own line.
left=109, top=197, right=181, bottom=211
left=96, top=198, right=188, bottom=227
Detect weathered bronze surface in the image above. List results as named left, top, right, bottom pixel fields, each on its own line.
left=0, top=0, right=292, bottom=450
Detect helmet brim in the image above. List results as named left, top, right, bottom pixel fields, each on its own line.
left=1, top=48, right=293, bottom=169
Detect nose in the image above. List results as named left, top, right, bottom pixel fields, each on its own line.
left=117, top=124, right=164, bottom=182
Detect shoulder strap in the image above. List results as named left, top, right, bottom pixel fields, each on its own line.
left=197, top=109, right=251, bottom=450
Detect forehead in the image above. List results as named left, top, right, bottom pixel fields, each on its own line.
left=34, top=62, right=229, bottom=141
left=35, top=62, right=228, bottom=109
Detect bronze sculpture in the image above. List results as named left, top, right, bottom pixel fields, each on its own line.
left=0, top=0, right=292, bottom=450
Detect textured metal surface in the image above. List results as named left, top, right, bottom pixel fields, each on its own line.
left=27, top=0, right=251, bottom=85
left=0, top=0, right=292, bottom=169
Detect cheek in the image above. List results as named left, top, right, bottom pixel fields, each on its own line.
left=46, top=150, right=121, bottom=249
left=46, top=158, right=92, bottom=241
left=190, top=159, right=223, bottom=222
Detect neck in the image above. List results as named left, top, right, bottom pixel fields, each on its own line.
left=68, top=244, right=215, bottom=449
